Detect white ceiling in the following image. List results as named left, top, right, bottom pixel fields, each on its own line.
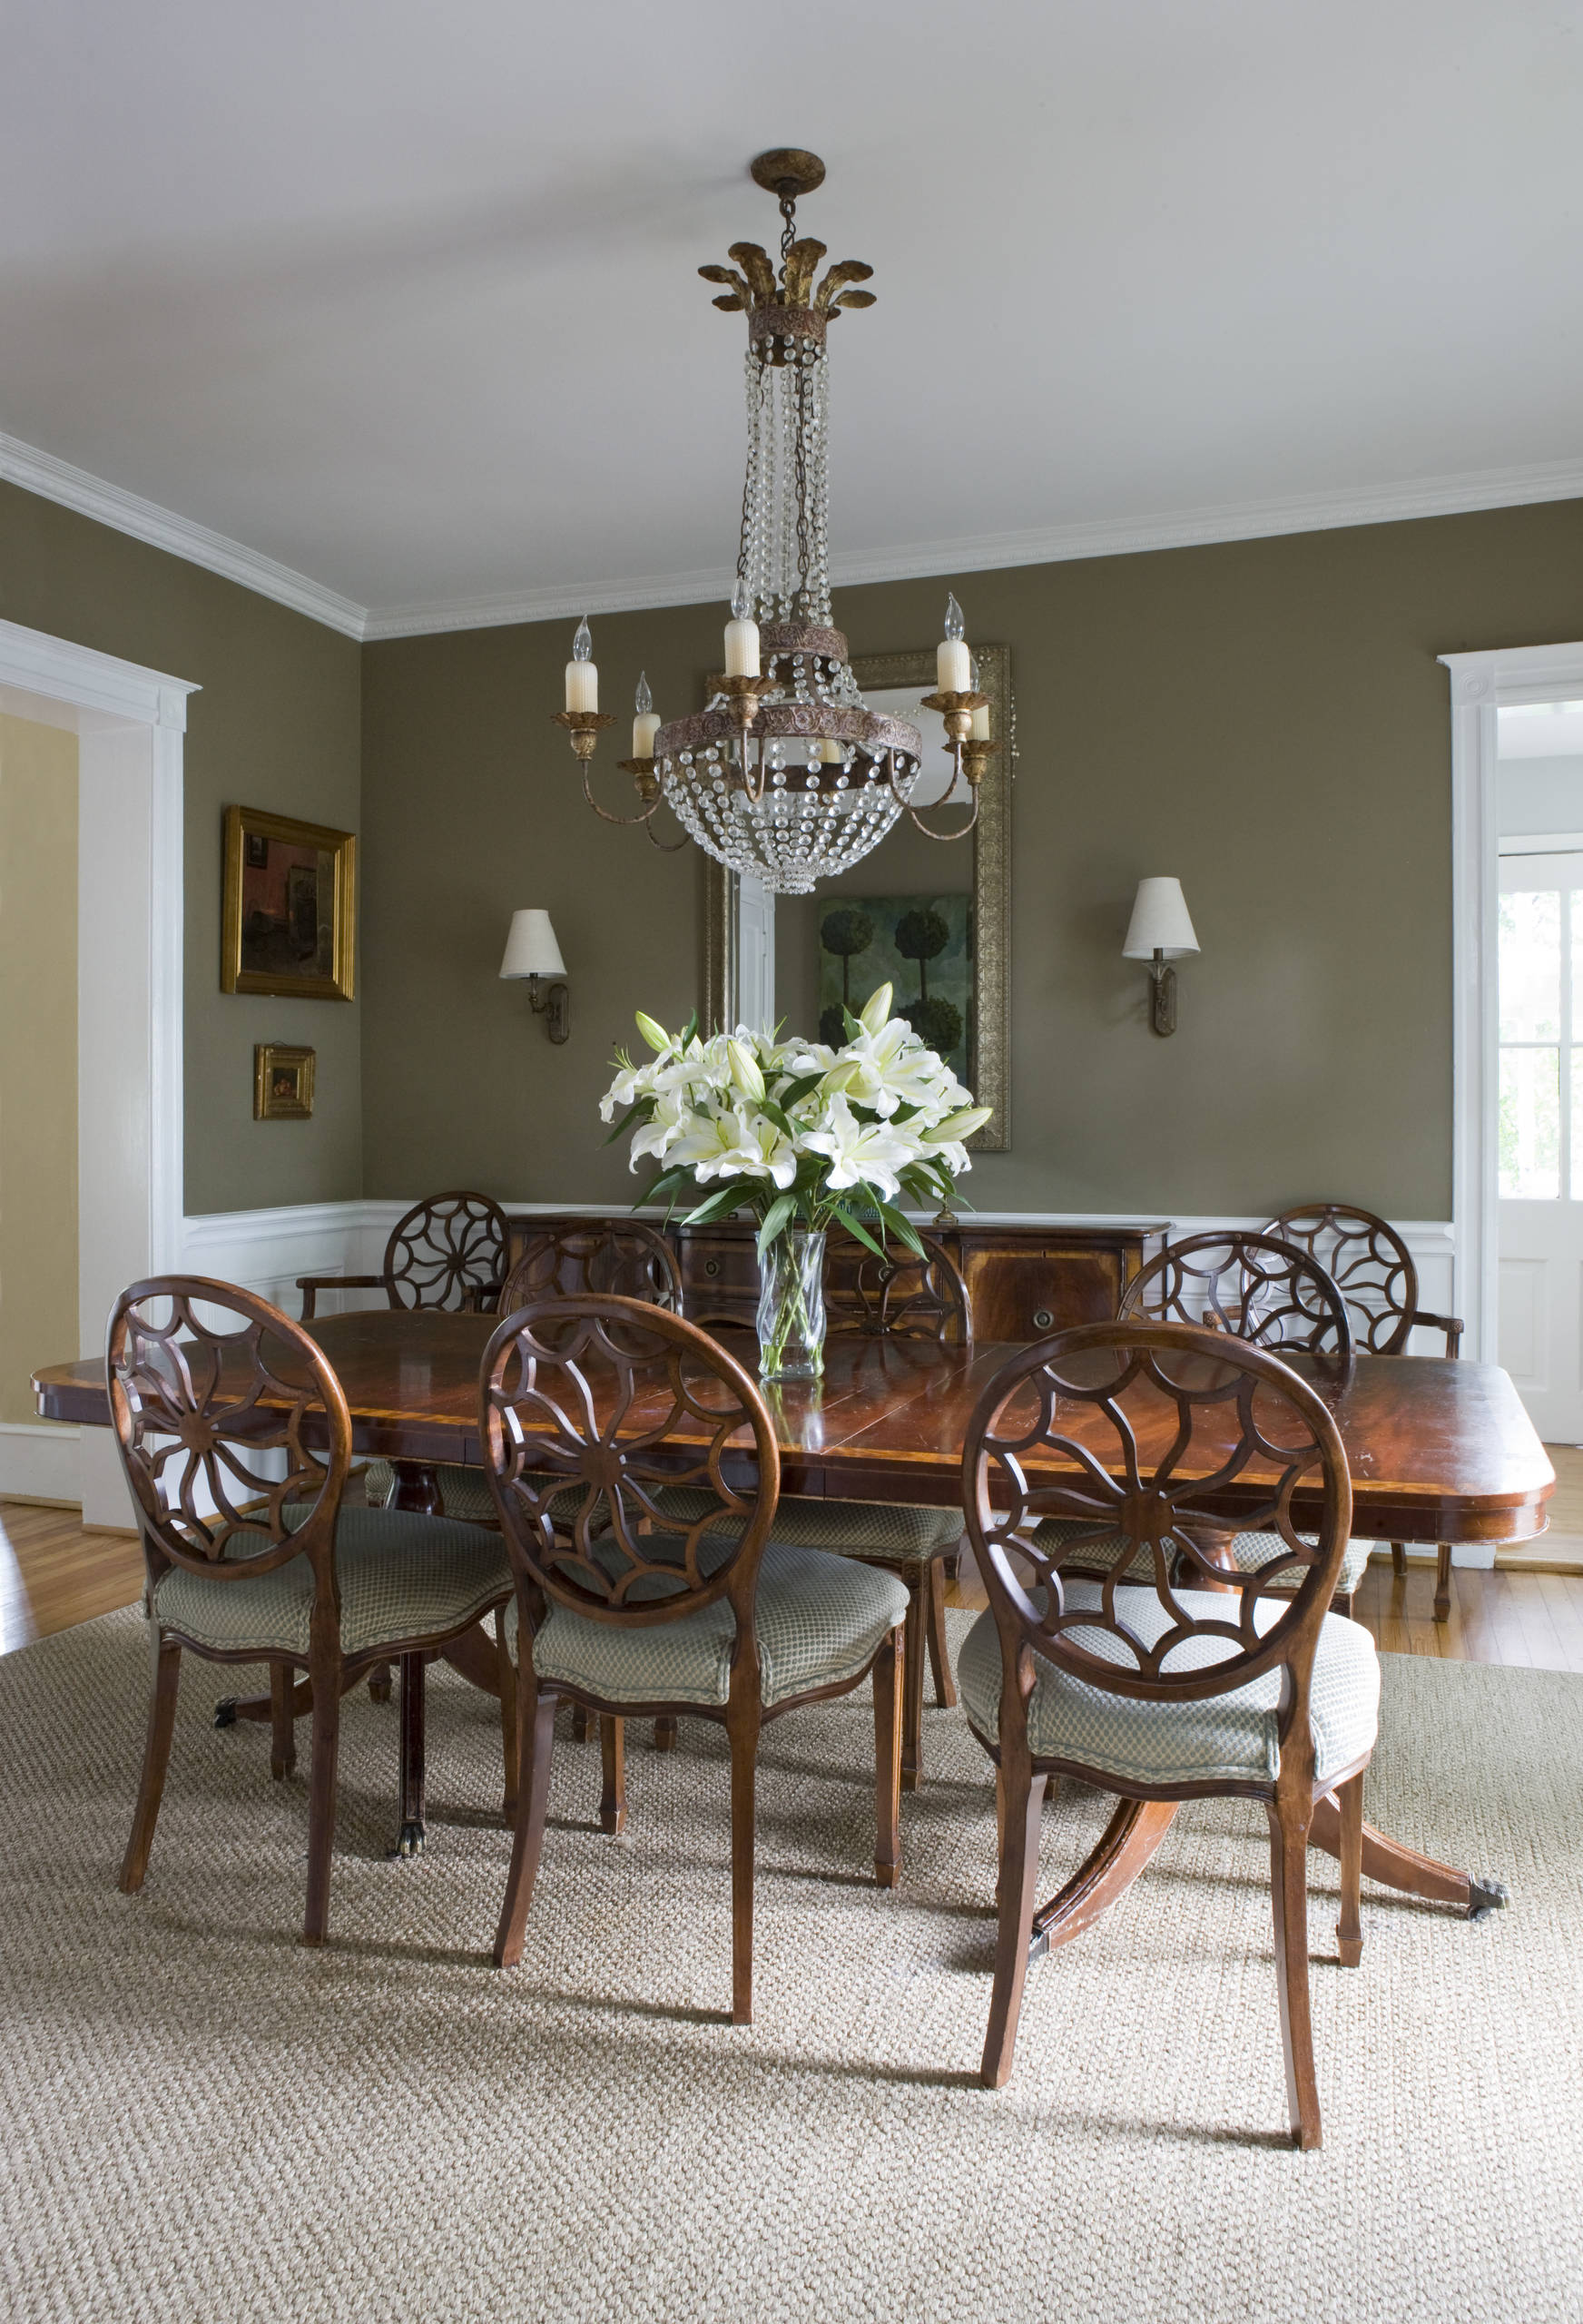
left=4, top=0, right=1582, bottom=635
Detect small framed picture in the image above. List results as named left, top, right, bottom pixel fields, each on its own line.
left=254, top=1044, right=316, bottom=1120
left=222, top=805, right=356, bottom=1001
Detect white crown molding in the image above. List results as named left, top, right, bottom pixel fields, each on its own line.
left=8, top=422, right=1583, bottom=646
left=0, top=431, right=367, bottom=641
left=1440, top=639, right=1583, bottom=707
left=361, top=457, right=1583, bottom=641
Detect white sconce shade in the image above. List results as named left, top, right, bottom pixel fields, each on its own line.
left=1123, top=878, right=1200, bottom=961
left=499, top=910, right=566, bottom=980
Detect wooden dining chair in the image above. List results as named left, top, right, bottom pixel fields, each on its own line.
left=1093, top=1229, right=1369, bottom=1617
left=481, top=1294, right=909, bottom=2024
left=959, top=1319, right=1378, bottom=2148
left=297, top=1188, right=511, bottom=1320
left=654, top=1228, right=970, bottom=1791
left=1267, top=1203, right=1466, bottom=1620
left=108, top=1276, right=514, bottom=1944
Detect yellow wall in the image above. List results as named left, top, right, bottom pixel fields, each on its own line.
left=0, top=710, right=78, bottom=1423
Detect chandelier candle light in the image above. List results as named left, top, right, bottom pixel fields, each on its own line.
left=600, top=989, right=991, bottom=1379
left=552, top=149, right=998, bottom=891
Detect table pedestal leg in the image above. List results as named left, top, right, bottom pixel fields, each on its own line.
left=1308, top=1793, right=1509, bottom=1919
left=1027, top=1797, right=1179, bottom=1961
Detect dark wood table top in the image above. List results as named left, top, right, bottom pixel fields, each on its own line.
left=34, top=1308, right=1554, bottom=1547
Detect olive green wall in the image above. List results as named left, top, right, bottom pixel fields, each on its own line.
left=0, top=711, right=78, bottom=1420
left=0, top=481, right=363, bottom=1216
left=362, top=498, right=1583, bottom=1218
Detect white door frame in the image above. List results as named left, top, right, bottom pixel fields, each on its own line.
left=0, top=616, right=196, bottom=1521
left=1442, top=639, right=1583, bottom=1364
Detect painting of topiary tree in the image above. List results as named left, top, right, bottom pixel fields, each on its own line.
left=820, top=905, right=874, bottom=1006
left=816, top=891, right=971, bottom=1080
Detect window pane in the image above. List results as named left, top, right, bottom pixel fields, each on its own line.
left=1571, top=1048, right=1583, bottom=1200
left=1499, top=891, right=1561, bottom=1040
left=1500, top=1046, right=1560, bottom=1198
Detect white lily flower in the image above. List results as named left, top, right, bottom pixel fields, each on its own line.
left=628, top=1088, right=694, bottom=1170
left=926, top=1106, right=993, bottom=1143
left=800, top=1092, right=918, bottom=1199
left=859, top=982, right=893, bottom=1035
left=634, top=1010, right=672, bottom=1055
left=726, top=1038, right=765, bottom=1103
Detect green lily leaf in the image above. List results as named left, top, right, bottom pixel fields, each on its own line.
left=755, top=1193, right=796, bottom=1256
left=832, top=1205, right=887, bottom=1259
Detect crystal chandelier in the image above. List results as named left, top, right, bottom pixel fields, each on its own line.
left=552, top=150, right=996, bottom=895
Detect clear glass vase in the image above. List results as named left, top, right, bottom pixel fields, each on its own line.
left=756, top=1227, right=827, bottom=1382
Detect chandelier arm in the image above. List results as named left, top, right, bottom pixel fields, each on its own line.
left=644, top=817, right=692, bottom=855
left=886, top=743, right=964, bottom=812
left=904, top=796, right=982, bottom=842
left=579, top=763, right=666, bottom=829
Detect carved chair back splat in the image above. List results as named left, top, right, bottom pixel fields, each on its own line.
left=1119, top=1230, right=1352, bottom=1359
left=1266, top=1202, right=1466, bottom=1614
left=961, top=1319, right=1368, bottom=2148
left=298, top=1190, right=510, bottom=1320
left=481, top=1293, right=906, bottom=2023
left=825, top=1229, right=972, bottom=1347
left=500, top=1216, right=683, bottom=1315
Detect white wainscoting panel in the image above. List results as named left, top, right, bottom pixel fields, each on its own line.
left=0, top=1421, right=83, bottom=1502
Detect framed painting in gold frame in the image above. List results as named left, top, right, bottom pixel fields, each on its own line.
left=253, top=1044, right=316, bottom=1120
left=221, top=805, right=356, bottom=1000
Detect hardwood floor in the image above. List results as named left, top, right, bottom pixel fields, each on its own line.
left=5, top=1493, right=1583, bottom=1677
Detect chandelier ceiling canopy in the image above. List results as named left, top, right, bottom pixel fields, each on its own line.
left=553, top=150, right=996, bottom=895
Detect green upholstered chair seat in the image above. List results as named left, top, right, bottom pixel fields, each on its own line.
left=506, top=1538, right=909, bottom=1709
left=958, top=1581, right=1380, bottom=1790
left=654, top=1482, right=961, bottom=1566
left=1031, top=1517, right=1372, bottom=1599
left=152, top=1505, right=512, bottom=1659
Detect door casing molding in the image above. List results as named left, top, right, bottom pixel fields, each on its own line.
left=0, top=616, right=197, bottom=1518
left=1442, top=640, right=1583, bottom=1365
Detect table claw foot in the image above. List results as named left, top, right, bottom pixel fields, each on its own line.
left=390, top=1820, right=427, bottom=1860
left=213, top=1698, right=239, bottom=1728
left=1469, top=1875, right=1509, bottom=1921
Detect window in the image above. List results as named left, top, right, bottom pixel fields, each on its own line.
left=1498, top=849, right=1583, bottom=1199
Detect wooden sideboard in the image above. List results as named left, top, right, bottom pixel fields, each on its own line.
left=506, top=1214, right=1166, bottom=1341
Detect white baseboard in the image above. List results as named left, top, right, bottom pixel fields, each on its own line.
left=0, top=1419, right=82, bottom=1502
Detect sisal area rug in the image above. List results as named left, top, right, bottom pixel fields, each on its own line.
left=2, top=1608, right=1580, bottom=2324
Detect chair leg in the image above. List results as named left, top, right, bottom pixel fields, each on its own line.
left=571, top=1702, right=592, bottom=1743
left=926, top=1555, right=957, bottom=1709
left=727, top=1700, right=761, bottom=2025
left=397, top=1650, right=427, bottom=1856
left=872, top=1624, right=903, bottom=1888
left=270, top=1662, right=298, bottom=1779
left=900, top=1575, right=927, bottom=1793
left=1335, top=1771, right=1364, bottom=1967
left=979, top=1758, right=1048, bottom=2088
left=494, top=1686, right=558, bottom=1968
left=302, top=1658, right=343, bottom=1947
left=599, top=1715, right=627, bottom=1836
left=496, top=1608, right=518, bottom=1821
left=1433, top=1541, right=1452, bottom=1624
left=1266, top=1791, right=1322, bottom=2149
left=119, top=1636, right=182, bottom=1894
left=1390, top=1541, right=1406, bottom=1578
left=368, top=1661, right=393, bottom=1704
left=654, top=1715, right=678, bottom=1751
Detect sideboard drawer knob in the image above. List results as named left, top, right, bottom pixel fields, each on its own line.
left=704, top=1258, right=721, bottom=1278
left=1032, top=1308, right=1054, bottom=1332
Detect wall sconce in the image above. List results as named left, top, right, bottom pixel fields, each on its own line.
left=500, top=909, right=569, bottom=1043
left=1123, top=877, right=1199, bottom=1036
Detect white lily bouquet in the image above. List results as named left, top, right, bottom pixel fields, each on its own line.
left=599, top=984, right=991, bottom=1378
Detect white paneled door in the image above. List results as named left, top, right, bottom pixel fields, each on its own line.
left=1497, top=843, right=1583, bottom=1439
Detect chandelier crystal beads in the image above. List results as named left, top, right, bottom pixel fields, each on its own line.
left=554, top=150, right=995, bottom=893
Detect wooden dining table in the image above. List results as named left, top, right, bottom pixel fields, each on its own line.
left=34, top=1308, right=1550, bottom=1948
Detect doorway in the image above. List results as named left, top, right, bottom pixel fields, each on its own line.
left=0, top=619, right=194, bottom=1524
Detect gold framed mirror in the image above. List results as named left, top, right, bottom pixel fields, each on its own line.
left=702, top=641, right=1012, bottom=1150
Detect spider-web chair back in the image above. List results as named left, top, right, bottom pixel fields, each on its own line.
left=384, top=1191, right=510, bottom=1310
left=108, top=1275, right=351, bottom=1604
left=1264, top=1205, right=1416, bottom=1354
left=482, top=1295, right=779, bottom=1648
left=825, top=1230, right=972, bottom=1345
left=500, top=1217, right=683, bottom=1315
left=964, top=1321, right=1354, bottom=1709
left=1119, top=1230, right=1352, bottom=1358
left=960, top=1320, right=1369, bottom=2147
